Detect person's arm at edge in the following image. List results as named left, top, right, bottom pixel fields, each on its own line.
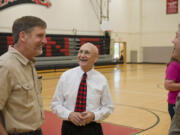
left=164, top=79, right=180, bottom=91
left=165, top=63, right=180, bottom=91
left=0, top=65, right=11, bottom=135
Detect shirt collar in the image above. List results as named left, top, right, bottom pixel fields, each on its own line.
left=8, top=46, right=35, bottom=66
left=78, top=66, right=94, bottom=77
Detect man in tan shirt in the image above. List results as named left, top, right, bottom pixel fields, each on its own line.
left=0, top=16, right=47, bottom=135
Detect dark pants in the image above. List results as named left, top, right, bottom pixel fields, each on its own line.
left=62, top=121, right=103, bottom=135
left=168, top=103, right=176, bottom=120
left=9, top=128, right=43, bottom=135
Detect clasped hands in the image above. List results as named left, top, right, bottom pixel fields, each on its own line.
left=68, top=111, right=95, bottom=126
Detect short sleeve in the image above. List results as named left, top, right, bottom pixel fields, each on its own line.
left=0, top=64, right=11, bottom=110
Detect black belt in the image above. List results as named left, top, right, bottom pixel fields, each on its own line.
left=9, top=128, right=42, bottom=135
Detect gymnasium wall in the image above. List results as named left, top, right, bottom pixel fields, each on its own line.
left=110, top=0, right=179, bottom=63
left=0, top=0, right=102, bottom=35
left=0, top=0, right=179, bottom=63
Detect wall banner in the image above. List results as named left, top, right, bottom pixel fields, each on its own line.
left=167, top=0, right=178, bottom=14
left=0, top=0, right=51, bottom=11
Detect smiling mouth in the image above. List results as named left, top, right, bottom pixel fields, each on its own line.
left=80, top=59, right=88, bottom=62
left=37, top=46, right=43, bottom=49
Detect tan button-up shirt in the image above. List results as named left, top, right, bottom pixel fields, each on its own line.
left=0, top=46, right=44, bottom=133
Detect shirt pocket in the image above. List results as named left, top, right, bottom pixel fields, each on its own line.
left=13, top=83, right=34, bottom=104
left=22, top=83, right=34, bottom=103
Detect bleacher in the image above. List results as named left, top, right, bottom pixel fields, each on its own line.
left=0, top=32, right=123, bottom=70
left=35, top=55, right=119, bottom=70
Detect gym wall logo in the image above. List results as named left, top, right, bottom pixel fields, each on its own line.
left=0, top=0, right=51, bottom=11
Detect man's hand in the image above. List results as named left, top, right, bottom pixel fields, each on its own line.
left=68, top=112, right=86, bottom=126
left=81, top=112, right=95, bottom=124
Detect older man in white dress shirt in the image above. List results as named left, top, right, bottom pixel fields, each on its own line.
left=51, top=42, right=114, bottom=135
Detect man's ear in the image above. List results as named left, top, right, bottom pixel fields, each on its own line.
left=19, top=31, right=27, bottom=42
left=94, top=54, right=99, bottom=63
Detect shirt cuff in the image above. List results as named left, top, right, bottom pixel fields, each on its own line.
left=93, top=112, right=101, bottom=121
left=65, top=110, right=72, bottom=120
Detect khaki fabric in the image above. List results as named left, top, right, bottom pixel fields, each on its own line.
left=0, top=46, right=44, bottom=133
left=169, top=95, right=180, bottom=135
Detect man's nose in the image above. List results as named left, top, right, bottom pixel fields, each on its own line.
left=42, top=37, right=47, bottom=44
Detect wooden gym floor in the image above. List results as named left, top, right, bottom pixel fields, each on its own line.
left=39, top=64, right=170, bottom=135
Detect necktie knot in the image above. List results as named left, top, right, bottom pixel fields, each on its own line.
left=83, top=72, right=87, bottom=79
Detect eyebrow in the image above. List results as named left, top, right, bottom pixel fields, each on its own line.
left=79, top=49, right=90, bottom=52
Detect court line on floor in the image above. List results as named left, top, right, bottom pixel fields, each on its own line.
left=115, top=103, right=160, bottom=134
